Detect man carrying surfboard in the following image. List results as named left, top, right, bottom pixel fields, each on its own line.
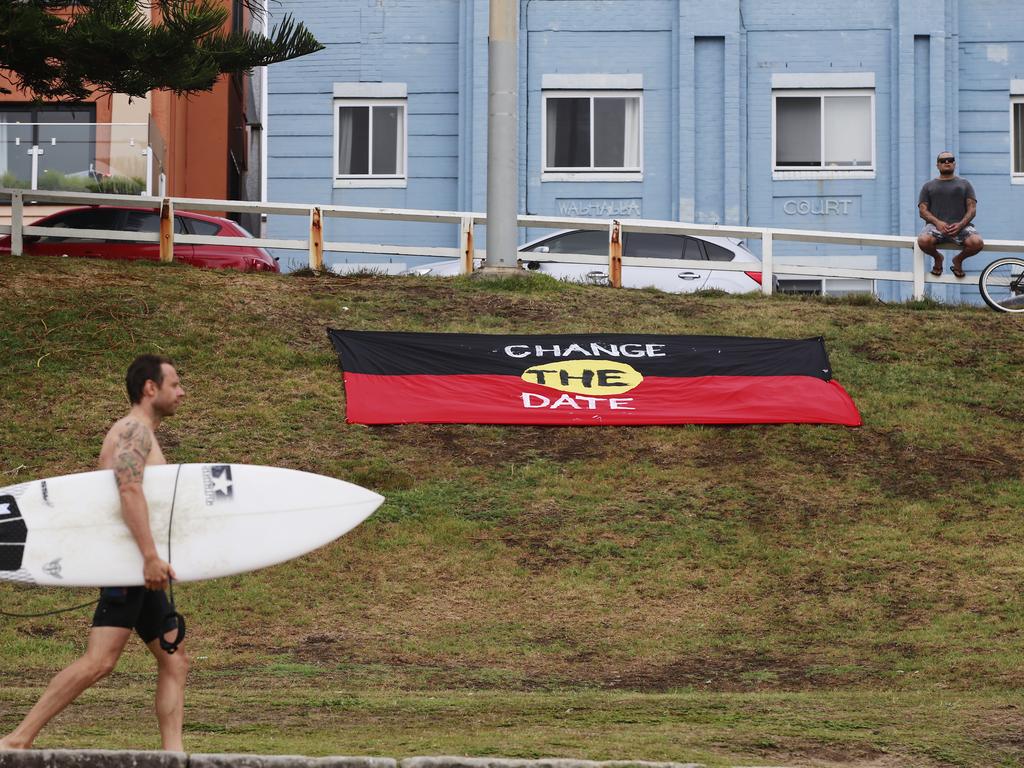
left=0, top=354, right=189, bottom=752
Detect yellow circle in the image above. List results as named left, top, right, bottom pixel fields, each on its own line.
left=521, top=359, right=644, bottom=396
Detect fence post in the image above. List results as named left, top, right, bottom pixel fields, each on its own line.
left=460, top=215, right=475, bottom=274
left=912, top=241, right=926, bottom=300
left=28, top=145, right=42, bottom=190
left=309, top=206, right=324, bottom=270
left=609, top=220, right=622, bottom=288
left=761, top=230, right=774, bottom=296
left=11, top=189, right=23, bottom=256
left=144, top=147, right=153, bottom=197
left=159, top=198, right=174, bottom=262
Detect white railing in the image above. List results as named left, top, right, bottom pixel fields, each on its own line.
left=3, top=188, right=1024, bottom=300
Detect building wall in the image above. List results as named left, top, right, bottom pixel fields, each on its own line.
left=266, top=0, right=1024, bottom=296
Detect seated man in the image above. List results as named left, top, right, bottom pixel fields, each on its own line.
left=917, top=152, right=984, bottom=278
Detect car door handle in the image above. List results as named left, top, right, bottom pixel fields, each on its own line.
left=677, top=271, right=703, bottom=280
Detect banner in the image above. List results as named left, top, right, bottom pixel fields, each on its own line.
left=327, top=330, right=862, bottom=426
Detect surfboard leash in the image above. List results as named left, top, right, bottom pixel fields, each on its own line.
left=0, top=598, right=100, bottom=619
left=159, top=464, right=186, bottom=655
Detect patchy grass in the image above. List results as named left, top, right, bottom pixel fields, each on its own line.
left=1, top=256, right=1023, bottom=767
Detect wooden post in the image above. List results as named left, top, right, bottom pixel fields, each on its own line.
left=309, top=206, right=324, bottom=270
left=912, top=241, right=926, bottom=300
left=159, top=198, right=173, bottom=262
left=460, top=215, right=475, bottom=274
left=609, top=220, right=622, bottom=288
left=10, top=189, right=23, bottom=256
left=761, top=230, right=774, bottom=296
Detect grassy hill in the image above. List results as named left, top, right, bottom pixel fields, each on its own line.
left=1, top=255, right=1022, bottom=767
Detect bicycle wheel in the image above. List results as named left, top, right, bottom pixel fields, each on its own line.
left=979, top=257, right=1024, bottom=313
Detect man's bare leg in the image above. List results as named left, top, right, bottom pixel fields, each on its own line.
left=0, top=627, right=132, bottom=750
left=147, top=632, right=189, bottom=751
left=917, top=233, right=944, bottom=275
left=950, top=234, right=985, bottom=277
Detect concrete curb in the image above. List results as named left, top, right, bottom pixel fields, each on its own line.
left=0, top=751, right=186, bottom=768
left=191, top=757, right=395, bottom=768
left=0, top=756, right=704, bottom=768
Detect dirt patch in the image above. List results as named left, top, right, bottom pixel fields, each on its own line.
left=853, top=428, right=1018, bottom=499
left=756, top=745, right=936, bottom=768
left=366, top=423, right=622, bottom=471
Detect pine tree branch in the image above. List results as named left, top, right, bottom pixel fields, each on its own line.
left=0, top=0, right=324, bottom=98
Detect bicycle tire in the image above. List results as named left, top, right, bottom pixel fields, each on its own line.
left=979, top=257, right=1024, bottom=313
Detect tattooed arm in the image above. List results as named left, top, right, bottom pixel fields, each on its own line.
left=113, top=420, right=176, bottom=590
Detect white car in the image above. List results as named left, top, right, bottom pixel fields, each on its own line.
left=383, top=228, right=766, bottom=294
left=517, top=229, right=766, bottom=293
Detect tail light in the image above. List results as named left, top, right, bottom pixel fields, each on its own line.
left=744, top=271, right=763, bottom=285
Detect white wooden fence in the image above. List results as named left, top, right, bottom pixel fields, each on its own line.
left=3, top=188, right=1024, bottom=300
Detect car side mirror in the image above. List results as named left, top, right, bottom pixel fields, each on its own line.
left=23, top=235, right=41, bottom=244
left=534, top=246, right=550, bottom=253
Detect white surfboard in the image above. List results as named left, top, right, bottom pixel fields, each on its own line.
left=0, top=464, right=384, bottom=587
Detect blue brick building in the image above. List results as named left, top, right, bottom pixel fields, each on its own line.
left=265, top=0, right=1024, bottom=298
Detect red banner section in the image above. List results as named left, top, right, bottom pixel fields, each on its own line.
left=328, top=330, right=862, bottom=426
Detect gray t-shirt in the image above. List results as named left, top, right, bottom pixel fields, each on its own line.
left=918, top=177, right=977, bottom=224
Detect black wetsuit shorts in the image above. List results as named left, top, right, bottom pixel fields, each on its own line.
left=92, top=587, right=177, bottom=644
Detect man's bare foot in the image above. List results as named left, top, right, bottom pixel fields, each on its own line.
left=0, top=735, right=30, bottom=750
left=930, top=256, right=943, bottom=277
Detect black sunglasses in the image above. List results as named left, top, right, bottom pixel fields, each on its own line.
left=938, top=157, right=956, bottom=163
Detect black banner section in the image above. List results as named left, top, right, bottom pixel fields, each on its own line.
left=329, top=330, right=836, bottom=380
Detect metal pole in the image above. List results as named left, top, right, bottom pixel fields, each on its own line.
left=483, top=0, right=519, bottom=271
left=28, top=145, right=43, bottom=190
left=144, top=146, right=153, bottom=197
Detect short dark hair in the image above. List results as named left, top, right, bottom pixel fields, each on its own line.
left=126, top=354, right=174, bottom=404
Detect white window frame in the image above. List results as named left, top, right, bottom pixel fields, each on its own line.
left=771, top=73, right=876, bottom=180
left=541, top=89, right=643, bottom=182
left=332, top=84, right=407, bottom=189
left=1011, top=81, right=1024, bottom=184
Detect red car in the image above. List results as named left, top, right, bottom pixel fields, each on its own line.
left=0, top=205, right=279, bottom=272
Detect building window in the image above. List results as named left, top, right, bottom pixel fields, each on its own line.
left=332, top=84, right=407, bottom=187
left=543, top=91, right=642, bottom=176
left=1013, top=96, right=1024, bottom=178
left=774, top=90, right=873, bottom=171
left=0, top=104, right=96, bottom=186
left=770, top=74, right=875, bottom=179
left=335, top=101, right=405, bottom=179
